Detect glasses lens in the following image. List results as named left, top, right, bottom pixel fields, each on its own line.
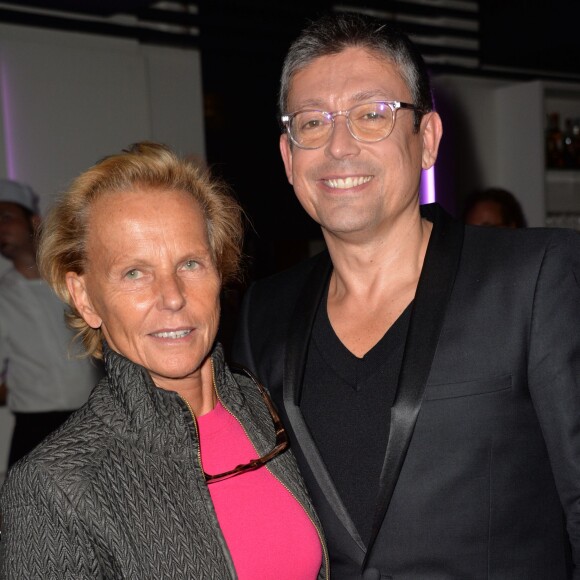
left=349, top=102, right=394, bottom=142
left=290, top=111, right=332, bottom=149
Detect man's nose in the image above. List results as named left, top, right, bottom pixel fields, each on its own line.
left=325, top=114, right=360, bottom=159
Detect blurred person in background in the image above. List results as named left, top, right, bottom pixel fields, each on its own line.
left=0, top=179, right=99, bottom=469
left=463, top=187, right=527, bottom=228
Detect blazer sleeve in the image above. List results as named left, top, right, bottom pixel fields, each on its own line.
left=231, top=282, right=260, bottom=376
left=527, top=229, right=580, bottom=574
left=0, top=463, right=99, bottom=579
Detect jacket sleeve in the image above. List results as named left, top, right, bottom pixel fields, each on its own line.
left=0, top=462, right=99, bottom=580
left=231, top=282, right=260, bottom=376
left=527, top=229, right=580, bottom=576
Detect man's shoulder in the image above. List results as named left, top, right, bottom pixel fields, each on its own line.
left=459, top=226, right=580, bottom=282
left=235, top=251, right=329, bottom=334
left=0, top=268, right=50, bottom=296
left=463, top=224, right=579, bottom=255
left=250, top=250, right=329, bottom=296
left=0, top=269, right=26, bottom=308
left=0, top=267, right=20, bottom=288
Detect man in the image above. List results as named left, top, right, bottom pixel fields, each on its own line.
left=0, top=179, right=99, bottom=468
left=233, top=12, right=580, bottom=579
left=463, top=187, right=527, bottom=228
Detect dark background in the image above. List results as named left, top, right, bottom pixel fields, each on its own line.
left=199, top=1, right=580, bottom=279
left=3, top=0, right=580, bottom=276
left=1, top=0, right=580, bottom=282
left=1, top=0, right=579, bottom=351
left=480, top=1, right=580, bottom=76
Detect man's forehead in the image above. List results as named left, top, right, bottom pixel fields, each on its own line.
left=287, top=49, right=408, bottom=109
left=0, top=201, right=30, bottom=216
left=296, top=46, right=397, bottom=75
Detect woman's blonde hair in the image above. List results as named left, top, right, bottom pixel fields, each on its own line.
left=38, top=141, right=243, bottom=359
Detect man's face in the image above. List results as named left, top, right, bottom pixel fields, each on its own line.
left=0, top=202, right=36, bottom=261
left=280, top=46, right=442, bottom=242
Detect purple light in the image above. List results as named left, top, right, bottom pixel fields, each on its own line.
left=0, top=62, right=16, bottom=179
left=419, top=166, right=436, bottom=204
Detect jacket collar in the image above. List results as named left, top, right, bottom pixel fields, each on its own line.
left=283, top=203, right=464, bottom=556
left=95, top=341, right=233, bottom=454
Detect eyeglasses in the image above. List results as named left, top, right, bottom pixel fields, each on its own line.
left=281, top=100, right=424, bottom=150
left=204, top=366, right=289, bottom=484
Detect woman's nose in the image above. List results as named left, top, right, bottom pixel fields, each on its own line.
left=158, top=273, right=186, bottom=311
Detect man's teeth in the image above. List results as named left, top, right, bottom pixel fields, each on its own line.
left=152, top=330, right=191, bottom=339
left=325, top=176, right=372, bottom=189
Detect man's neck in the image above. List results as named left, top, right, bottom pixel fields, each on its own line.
left=323, top=212, right=432, bottom=358
left=323, top=212, right=432, bottom=299
left=12, top=255, right=40, bottom=280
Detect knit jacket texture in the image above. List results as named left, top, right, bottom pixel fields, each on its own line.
left=0, top=343, right=328, bottom=579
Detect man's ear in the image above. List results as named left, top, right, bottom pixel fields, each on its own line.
left=420, top=111, right=443, bottom=170
left=279, top=133, right=294, bottom=185
left=65, top=272, right=102, bottom=329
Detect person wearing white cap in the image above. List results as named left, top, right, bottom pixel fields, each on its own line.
left=0, top=178, right=100, bottom=468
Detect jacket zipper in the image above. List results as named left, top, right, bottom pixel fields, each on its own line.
left=179, top=394, right=203, bottom=478
left=178, top=392, right=237, bottom=580
left=210, top=360, right=330, bottom=580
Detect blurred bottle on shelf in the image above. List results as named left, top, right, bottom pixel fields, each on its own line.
left=563, top=118, right=576, bottom=168
left=572, top=118, right=580, bottom=168
left=546, top=212, right=580, bottom=230
left=546, top=112, right=564, bottom=168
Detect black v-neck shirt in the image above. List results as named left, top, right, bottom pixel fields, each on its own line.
left=300, top=290, right=412, bottom=545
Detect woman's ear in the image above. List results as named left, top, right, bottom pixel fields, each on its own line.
left=65, top=272, right=102, bottom=329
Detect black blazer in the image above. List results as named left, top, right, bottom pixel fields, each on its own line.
left=233, top=204, right=580, bottom=579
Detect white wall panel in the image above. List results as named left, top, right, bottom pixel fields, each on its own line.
left=0, top=23, right=205, bottom=471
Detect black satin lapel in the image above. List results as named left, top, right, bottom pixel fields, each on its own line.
left=283, top=252, right=366, bottom=551
left=363, top=206, right=465, bottom=567
left=283, top=252, right=332, bottom=407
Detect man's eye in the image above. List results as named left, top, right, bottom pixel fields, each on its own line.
left=296, top=115, right=326, bottom=132
left=358, top=111, right=387, bottom=123
left=306, top=119, right=322, bottom=128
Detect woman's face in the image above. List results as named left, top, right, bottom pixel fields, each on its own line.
left=67, top=188, right=221, bottom=391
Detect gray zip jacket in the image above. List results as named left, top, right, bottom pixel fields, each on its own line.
left=0, top=343, right=328, bottom=579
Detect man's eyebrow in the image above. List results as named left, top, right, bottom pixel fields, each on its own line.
left=288, top=99, right=326, bottom=111
left=351, top=90, right=394, bottom=102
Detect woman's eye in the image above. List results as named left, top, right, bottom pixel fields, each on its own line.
left=125, top=269, right=141, bottom=279
left=183, top=260, right=198, bottom=271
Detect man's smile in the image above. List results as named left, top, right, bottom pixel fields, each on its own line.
left=323, top=175, right=373, bottom=189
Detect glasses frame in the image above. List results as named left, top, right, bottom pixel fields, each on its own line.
left=281, top=100, right=423, bottom=150
left=204, top=365, right=289, bottom=484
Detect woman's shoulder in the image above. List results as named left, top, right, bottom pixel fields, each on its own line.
left=3, top=400, right=112, bottom=501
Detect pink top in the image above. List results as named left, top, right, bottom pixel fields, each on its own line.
left=197, top=400, right=322, bottom=579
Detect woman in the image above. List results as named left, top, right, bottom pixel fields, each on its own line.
left=0, top=142, right=328, bottom=579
